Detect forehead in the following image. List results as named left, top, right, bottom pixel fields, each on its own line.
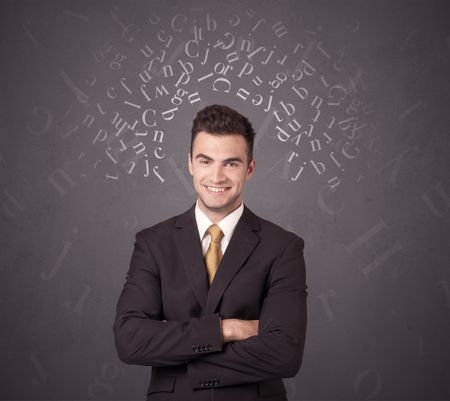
left=192, top=131, right=248, bottom=158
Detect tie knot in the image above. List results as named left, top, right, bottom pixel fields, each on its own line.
left=207, top=224, right=223, bottom=243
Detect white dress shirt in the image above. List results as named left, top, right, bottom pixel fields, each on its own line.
left=194, top=200, right=244, bottom=256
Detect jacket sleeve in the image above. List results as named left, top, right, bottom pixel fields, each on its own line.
left=187, top=236, right=307, bottom=388
left=113, top=231, right=223, bottom=366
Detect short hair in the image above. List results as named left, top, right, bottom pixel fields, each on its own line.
left=190, top=104, right=255, bottom=163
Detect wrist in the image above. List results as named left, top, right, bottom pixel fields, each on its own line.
left=221, top=319, right=235, bottom=343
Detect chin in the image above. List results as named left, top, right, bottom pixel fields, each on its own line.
left=198, top=192, right=240, bottom=213
left=200, top=197, right=230, bottom=211
left=203, top=202, right=229, bottom=212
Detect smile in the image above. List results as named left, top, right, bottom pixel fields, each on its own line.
left=205, top=186, right=228, bottom=193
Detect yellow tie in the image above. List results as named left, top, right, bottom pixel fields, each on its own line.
left=204, top=224, right=224, bottom=285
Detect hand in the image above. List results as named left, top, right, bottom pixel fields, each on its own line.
left=221, top=319, right=259, bottom=343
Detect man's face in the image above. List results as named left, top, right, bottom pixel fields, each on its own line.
left=188, top=131, right=255, bottom=221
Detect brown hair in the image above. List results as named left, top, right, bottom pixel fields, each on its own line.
left=190, top=104, right=255, bottom=163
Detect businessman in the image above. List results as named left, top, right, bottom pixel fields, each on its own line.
left=113, top=104, right=307, bottom=401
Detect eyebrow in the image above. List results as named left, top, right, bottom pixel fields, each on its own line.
left=195, top=153, right=213, bottom=161
left=195, top=154, right=244, bottom=164
left=223, top=157, right=244, bottom=164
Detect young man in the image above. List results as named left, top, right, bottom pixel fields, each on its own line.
left=113, top=104, right=307, bottom=401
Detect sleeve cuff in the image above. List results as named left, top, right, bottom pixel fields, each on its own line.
left=189, top=313, right=223, bottom=355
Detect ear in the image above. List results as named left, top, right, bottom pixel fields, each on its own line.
left=188, top=153, right=193, bottom=176
left=245, top=159, right=256, bottom=181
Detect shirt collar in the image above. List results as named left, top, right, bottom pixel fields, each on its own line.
left=195, top=200, right=244, bottom=241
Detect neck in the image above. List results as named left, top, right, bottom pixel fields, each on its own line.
left=197, top=201, right=241, bottom=224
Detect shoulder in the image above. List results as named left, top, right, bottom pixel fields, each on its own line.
left=135, top=207, right=193, bottom=242
left=245, top=206, right=305, bottom=249
left=261, top=216, right=304, bottom=248
left=137, top=217, right=174, bottom=238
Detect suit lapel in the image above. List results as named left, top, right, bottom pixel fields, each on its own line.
left=172, top=205, right=209, bottom=312
left=205, top=206, right=261, bottom=315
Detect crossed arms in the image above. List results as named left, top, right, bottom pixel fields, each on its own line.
left=113, top=231, right=307, bottom=388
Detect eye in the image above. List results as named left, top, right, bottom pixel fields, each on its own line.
left=225, top=161, right=237, bottom=167
left=199, top=159, right=209, bottom=165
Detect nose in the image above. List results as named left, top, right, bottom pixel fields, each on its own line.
left=210, top=164, right=226, bottom=183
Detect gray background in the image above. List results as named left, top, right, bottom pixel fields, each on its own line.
left=1, top=0, right=450, bottom=400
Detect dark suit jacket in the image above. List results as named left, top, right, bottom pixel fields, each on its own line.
left=113, top=204, right=307, bottom=401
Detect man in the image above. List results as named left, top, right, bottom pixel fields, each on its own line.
left=113, top=104, right=307, bottom=401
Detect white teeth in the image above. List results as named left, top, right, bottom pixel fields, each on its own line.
left=207, top=186, right=225, bottom=193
